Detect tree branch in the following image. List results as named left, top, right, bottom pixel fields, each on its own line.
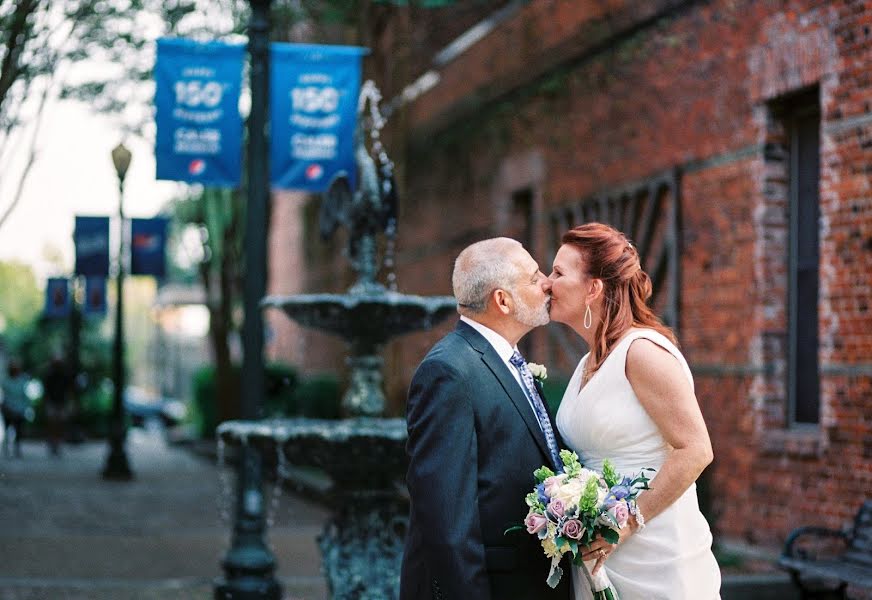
left=0, top=65, right=53, bottom=232
left=0, top=0, right=41, bottom=116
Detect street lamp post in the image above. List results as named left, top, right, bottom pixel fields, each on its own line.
left=68, top=279, right=83, bottom=443
left=102, top=142, right=134, bottom=481
left=214, top=0, right=280, bottom=598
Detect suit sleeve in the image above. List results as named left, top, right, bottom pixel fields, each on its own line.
left=405, top=359, right=490, bottom=599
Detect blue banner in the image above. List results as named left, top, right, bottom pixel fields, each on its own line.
left=84, top=277, right=107, bottom=316
left=130, top=218, right=169, bottom=277
left=154, top=38, right=244, bottom=186
left=45, top=278, right=70, bottom=318
left=74, top=216, right=110, bottom=277
left=270, top=43, right=366, bottom=191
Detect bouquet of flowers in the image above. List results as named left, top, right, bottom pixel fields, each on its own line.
left=519, top=450, right=653, bottom=600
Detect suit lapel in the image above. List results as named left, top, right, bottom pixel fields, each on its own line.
left=455, top=321, right=552, bottom=463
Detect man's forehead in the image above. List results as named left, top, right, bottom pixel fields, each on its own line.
left=511, top=248, right=539, bottom=273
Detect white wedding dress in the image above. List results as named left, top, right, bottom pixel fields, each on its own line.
left=556, top=328, right=721, bottom=600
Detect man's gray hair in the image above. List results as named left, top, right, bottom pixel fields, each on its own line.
left=452, top=238, right=524, bottom=313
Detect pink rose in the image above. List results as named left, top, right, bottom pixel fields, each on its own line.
left=561, top=518, right=584, bottom=540
left=525, top=512, right=548, bottom=534
left=543, top=474, right=567, bottom=498
left=548, top=498, right=566, bottom=518
left=608, top=501, right=629, bottom=529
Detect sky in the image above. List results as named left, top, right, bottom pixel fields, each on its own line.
left=0, top=99, right=183, bottom=283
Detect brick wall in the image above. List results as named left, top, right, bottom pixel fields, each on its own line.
left=270, top=0, right=872, bottom=547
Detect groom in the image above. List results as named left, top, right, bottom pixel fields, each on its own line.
left=400, top=238, right=570, bottom=600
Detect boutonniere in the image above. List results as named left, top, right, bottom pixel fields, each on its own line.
left=527, top=362, right=547, bottom=383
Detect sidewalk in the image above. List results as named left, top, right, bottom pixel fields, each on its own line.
left=0, top=428, right=329, bottom=600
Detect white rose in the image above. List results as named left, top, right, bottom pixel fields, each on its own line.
left=527, top=362, right=548, bottom=381
left=553, top=478, right=586, bottom=507
left=575, top=468, right=600, bottom=488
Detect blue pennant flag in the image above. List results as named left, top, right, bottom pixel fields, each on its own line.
left=84, top=277, right=107, bottom=316
left=130, top=217, right=169, bottom=277
left=45, top=278, right=70, bottom=318
left=74, top=216, right=110, bottom=277
left=270, top=43, right=367, bottom=192
left=154, top=38, right=244, bottom=186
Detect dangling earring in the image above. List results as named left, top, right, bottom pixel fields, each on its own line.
left=584, top=304, right=592, bottom=329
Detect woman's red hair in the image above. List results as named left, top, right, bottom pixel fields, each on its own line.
left=561, top=222, right=676, bottom=381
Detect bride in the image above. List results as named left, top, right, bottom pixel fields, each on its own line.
left=546, top=223, right=721, bottom=599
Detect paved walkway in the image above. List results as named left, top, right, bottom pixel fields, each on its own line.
left=0, top=429, right=329, bottom=600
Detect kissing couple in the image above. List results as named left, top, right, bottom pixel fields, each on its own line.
left=400, top=223, right=721, bottom=600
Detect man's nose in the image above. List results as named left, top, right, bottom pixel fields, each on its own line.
left=541, top=276, right=552, bottom=293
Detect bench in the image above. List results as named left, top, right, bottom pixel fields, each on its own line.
left=779, top=500, right=872, bottom=598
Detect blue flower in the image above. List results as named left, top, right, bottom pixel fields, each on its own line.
left=610, top=484, right=631, bottom=500
left=536, top=482, right=549, bottom=505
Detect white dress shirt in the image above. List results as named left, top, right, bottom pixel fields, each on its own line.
left=459, top=316, right=545, bottom=430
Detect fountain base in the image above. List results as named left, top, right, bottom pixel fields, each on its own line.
left=319, top=493, right=408, bottom=599
left=218, top=418, right=410, bottom=599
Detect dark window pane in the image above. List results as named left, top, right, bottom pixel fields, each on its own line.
left=787, top=89, right=820, bottom=425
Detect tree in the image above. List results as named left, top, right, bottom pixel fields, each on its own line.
left=0, top=0, right=202, bottom=232
left=170, top=187, right=244, bottom=424
left=0, top=259, right=43, bottom=348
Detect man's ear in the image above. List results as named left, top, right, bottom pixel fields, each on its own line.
left=493, top=288, right=512, bottom=315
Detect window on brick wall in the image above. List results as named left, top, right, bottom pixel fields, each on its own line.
left=509, top=187, right=534, bottom=356
left=784, top=88, right=821, bottom=425
left=508, top=187, right=534, bottom=248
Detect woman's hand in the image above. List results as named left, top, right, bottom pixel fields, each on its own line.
left=579, top=519, right=638, bottom=575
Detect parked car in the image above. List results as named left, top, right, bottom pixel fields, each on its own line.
left=123, top=387, right=186, bottom=428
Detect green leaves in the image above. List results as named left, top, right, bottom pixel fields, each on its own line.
left=534, top=465, right=555, bottom=483
left=560, top=449, right=582, bottom=476
left=631, top=468, right=655, bottom=490
left=600, top=528, right=619, bottom=545
left=578, top=477, right=600, bottom=514
left=602, top=459, right=618, bottom=488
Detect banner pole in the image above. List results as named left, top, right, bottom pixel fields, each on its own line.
left=214, top=1, right=281, bottom=598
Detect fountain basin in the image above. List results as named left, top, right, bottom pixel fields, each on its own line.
left=261, top=292, right=456, bottom=346
left=217, top=417, right=408, bottom=493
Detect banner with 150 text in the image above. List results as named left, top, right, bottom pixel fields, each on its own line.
left=270, top=43, right=367, bottom=192
left=155, top=38, right=244, bottom=186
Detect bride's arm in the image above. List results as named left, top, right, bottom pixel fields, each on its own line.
left=582, top=337, right=714, bottom=574
left=624, top=338, right=713, bottom=526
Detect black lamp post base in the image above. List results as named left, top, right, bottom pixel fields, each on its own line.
left=214, top=577, right=281, bottom=600
left=102, top=445, right=133, bottom=480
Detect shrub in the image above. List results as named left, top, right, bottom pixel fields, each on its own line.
left=264, top=363, right=299, bottom=417
left=191, top=362, right=299, bottom=437
left=77, top=382, right=114, bottom=438
left=291, top=373, right=341, bottom=420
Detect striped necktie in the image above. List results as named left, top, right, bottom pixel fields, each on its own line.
left=509, top=351, right=562, bottom=471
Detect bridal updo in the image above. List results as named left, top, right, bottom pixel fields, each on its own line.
left=561, top=223, right=676, bottom=380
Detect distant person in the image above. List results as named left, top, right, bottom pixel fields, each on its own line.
left=1, top=360, right=31, bottom=458
left=43, top=357, right=72, bottom=456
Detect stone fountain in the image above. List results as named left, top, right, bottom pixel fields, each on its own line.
left=217, top=82, right=456, bottom=599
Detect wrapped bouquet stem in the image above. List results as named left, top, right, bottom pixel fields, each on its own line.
left=515, top=450, right=654, bottom=600
left=579, top=558, right=616, bottom=600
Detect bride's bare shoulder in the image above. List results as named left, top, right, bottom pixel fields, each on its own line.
left=625, top=336, right=686, bottom=390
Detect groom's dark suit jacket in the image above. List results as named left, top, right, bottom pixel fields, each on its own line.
left=400, top=320, right=571, bottom=600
